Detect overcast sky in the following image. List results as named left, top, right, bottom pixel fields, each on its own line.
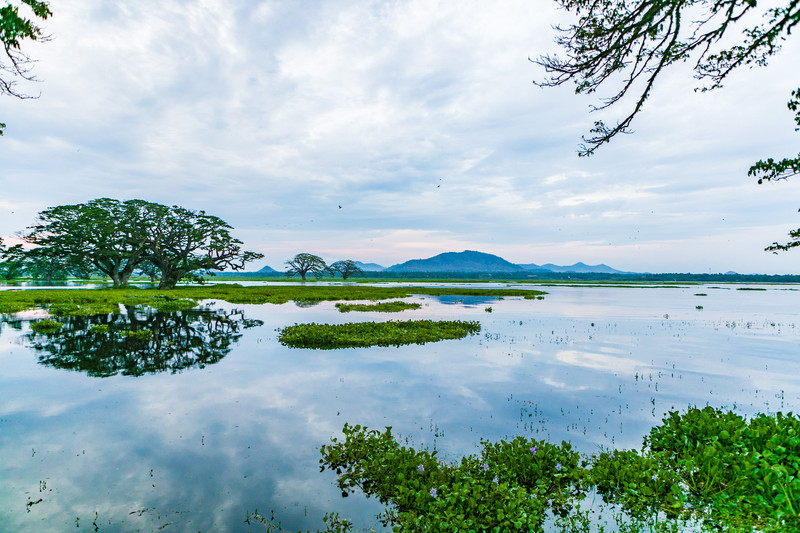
left=1, top=0, right=799, bottom=274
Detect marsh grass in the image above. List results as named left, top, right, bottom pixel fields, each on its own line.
left=29, top=319, right=62, bottom=333
left=0, top=285, right=544, bottom=317
left=334, top=301, right=422, bottom=313
left=278, top=320, right=481, bottom=349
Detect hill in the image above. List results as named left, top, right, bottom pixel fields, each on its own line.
left=355, top=261, right=385, bottom=272
left=385, top=250, right=526, bottom=273
left=518, top=262, right=626, bottom=274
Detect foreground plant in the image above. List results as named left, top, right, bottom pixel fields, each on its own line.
left=319, top=408, right=800, bottom=532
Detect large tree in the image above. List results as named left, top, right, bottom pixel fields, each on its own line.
left=24, top=199, right=262, bottom=289
left=285, top=253, right=328, bottom=281
left=535, top=0, right=799, bottom=248
left=24, top=198, right=151, bottom=287
left=1, top=0, right=51, bottom=136
left=141, top=202, right=263, bottom=290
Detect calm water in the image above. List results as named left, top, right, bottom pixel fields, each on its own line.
left=0, top=284, right=798, bottom=532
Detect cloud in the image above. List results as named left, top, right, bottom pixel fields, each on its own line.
left=0, top=1, right=799, bottom=273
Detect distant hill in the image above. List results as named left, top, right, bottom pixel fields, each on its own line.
left=355, top=261, right=386, bottom=272
left=518, top=262, right=626, bottom=274
left=255, top=264, right=277, bottom=273
left=386, top=250, right=526, bottom=273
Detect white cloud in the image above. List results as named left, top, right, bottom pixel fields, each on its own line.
left=0, top=1, right=799, bottom=273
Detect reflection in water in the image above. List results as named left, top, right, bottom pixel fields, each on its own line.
left=1, top=286, right=799, bottom=531
left=8, top=306, right=263, bottom=377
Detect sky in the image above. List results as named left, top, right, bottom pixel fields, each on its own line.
left=1, top=0, right=799, bottom=274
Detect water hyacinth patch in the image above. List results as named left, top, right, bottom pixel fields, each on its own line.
left=277, top=320, right=481, bottom=349
left=320, top=409, right=800, bottom=532
left=335, top=301, right=422, bottom=313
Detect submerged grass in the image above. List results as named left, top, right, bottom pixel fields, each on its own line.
left=278, top=320, right=481, bottom=349
left=0, top=285, right=544, bottom=316
left=335, top=301, right=422, bottom=313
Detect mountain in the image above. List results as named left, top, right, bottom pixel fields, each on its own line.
left=518, top=262, right=625, bottom=274
left=385, top=250, right=526, bottom=273
left=355, top=261, right=386, bottom=272
left=256, top=264, right=277, bottom=273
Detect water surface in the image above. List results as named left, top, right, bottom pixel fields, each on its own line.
left=0, top=283, right=798, bottom=531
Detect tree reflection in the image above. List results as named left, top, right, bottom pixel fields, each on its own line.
left=12, top=306, right=263, bottom=377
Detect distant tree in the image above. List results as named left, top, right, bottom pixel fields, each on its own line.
left=24, top=249, right=71, bottom=282
left=535, top=0, right=799, bottom=247
left=285, top=253, right=328, bottom=281
left=328, top=260, right=365, bottom=280
left=0, top=238, right=26, bottom=280
left=24, top=198, right=151, bottom=288
left=1, top=0, right=52, bottom=136
left=135, top=260, right=161, bottom=284
left=141, top=203, right=263, bottom=289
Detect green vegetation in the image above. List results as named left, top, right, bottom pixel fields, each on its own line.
left=29, top=319, right=62, bottom=333
left=118, top=329, right=153, bottom=340
left=20, top=198, right=262, bottom=289
left=319, top=407, right=800, bottom=532
left=737, top=287, right=768, bottom=291
left=12, top=308, right=262, bottom=377
left=278, top=320, right=481, bottom=349
left=335, top=301, right=421, bottom=313
left=0, top=285, right=543, bottom=316
left=285, top=253, right=329, bottom=280
left=328, top=260, right=365, bottom=280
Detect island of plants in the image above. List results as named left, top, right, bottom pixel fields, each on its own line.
left=335, top=302, right=422, bottom=313
left=278, top=320, right=481, bottom=349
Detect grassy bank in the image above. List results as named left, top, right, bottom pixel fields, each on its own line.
left=0, top=284, right=546, bottom=316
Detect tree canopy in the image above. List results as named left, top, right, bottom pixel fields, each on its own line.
left=328, top=260, right=365, bottom=280
left=285, top=253, right=328, bottom=281
left=23, top=198, right=263, bottom=289
left=535, top=0, right=799, bottom=250
left=1, top=0, right=51, bottom=136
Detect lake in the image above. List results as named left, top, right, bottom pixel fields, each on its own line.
left=1, top=283, right=798, bottom=532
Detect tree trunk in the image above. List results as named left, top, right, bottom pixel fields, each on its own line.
left=158, top=271, right=180, bottom=290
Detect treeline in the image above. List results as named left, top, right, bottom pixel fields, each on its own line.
left=219, top=270, right=800, bottom=283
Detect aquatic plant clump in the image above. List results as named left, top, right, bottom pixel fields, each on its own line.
left=278, top=320, right=481, bottom=349
left=334, top=301, right=422, bottom=313
left=320, top=408, right=800, bottom=532
left=29, top=319, right=62, bottom=333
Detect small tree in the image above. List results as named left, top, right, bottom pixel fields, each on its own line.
left=328, top=260, right=365, bottom=280
left=135, top=260, right=161, bottom=284
left=285, top=253, right=328, bottom=281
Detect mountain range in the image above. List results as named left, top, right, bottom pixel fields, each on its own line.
left=255, top=250, right=626, bottom=274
